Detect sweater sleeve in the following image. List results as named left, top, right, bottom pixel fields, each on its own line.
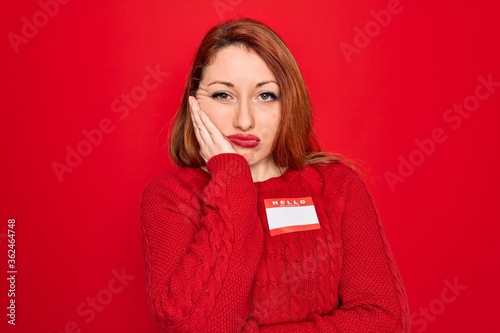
left=243, top=169, right=409, bottom=333
left=140, top=154, right=264, bottom=332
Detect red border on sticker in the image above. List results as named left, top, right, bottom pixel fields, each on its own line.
left=269, top=223, right=321, bottom=236
left=264, top=197, right=314, bottom=208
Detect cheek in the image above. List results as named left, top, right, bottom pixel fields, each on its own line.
left=200, top=100, right=235, bottom=129
left=195, top=95, right=214, bottom=113
left=256, top=108, right=281, bottom=138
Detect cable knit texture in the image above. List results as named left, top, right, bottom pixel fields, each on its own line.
left=140, top=154, right=410, bottom=332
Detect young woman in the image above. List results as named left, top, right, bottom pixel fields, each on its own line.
left=140, top=18, right=409, bottom=332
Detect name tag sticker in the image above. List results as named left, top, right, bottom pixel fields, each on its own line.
left=264, top=197, right=320, bottom=236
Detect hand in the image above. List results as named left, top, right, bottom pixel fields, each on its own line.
left=189, top=96, right=237, bottom=163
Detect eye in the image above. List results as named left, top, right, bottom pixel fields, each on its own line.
left=211, top=92, right=231, bottom=101
left=258, top=92, right=279, bottom=102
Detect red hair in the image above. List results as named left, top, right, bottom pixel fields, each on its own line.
left=170, top=18, right=349, bottom=169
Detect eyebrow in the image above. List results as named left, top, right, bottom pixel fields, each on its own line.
left=207, top=80, right=279, bottom=88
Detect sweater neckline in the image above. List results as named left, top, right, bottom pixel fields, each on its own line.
left=253, top=167, right=300, bottom=192
left=190, top=165, right=300, bottom=192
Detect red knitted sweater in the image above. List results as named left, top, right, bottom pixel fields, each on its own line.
left=140, top=154, right=410, bottom=332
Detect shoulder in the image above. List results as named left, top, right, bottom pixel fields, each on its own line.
left=140, top=168, right=209, bottom=230
left=303, top=161, right=366, bottom=196
left=141, top=168, right=208, bottom=207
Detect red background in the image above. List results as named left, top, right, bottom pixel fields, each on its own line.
left=2, top=0, right=499, bottom=332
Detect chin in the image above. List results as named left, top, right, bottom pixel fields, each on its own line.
left=240, top=154, right=256, bottom=165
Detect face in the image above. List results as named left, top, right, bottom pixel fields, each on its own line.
left=195, top=45, right=282, bottom=175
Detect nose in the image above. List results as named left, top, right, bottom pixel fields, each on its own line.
left=233, top=99, right=255, bottom=131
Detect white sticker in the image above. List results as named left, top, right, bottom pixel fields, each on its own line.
left=264, top=197, right=320, bottom=236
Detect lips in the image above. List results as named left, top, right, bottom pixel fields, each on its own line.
left=226, top=134, right=261, bottom=148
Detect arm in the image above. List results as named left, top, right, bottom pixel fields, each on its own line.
left=243, top=171, right=409, bottom=332
left=141, top=154, right=264, bottom=332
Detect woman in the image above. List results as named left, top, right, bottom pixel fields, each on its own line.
left=140, top=18, right=409, bottom=332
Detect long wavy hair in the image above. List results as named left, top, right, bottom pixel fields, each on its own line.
left=169, top=18, right=351, bottom=170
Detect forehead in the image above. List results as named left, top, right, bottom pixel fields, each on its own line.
left=202, top=45, right=277, bottom=84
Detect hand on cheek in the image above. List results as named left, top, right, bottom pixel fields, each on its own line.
left=189, top=96, right=236, bottom=163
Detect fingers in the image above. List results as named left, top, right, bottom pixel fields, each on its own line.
left=190, top=103, right=204, bottom=150
left=188, top=96, right=236, bottom=162
left=190, top=96, right=223, bottom=143
left=197, top=108, right=222, bottom=139
left=189, top=96, right=213, bottom=145
left=189, top=96, right=213, bottom=162
left=197, top=109, right=235, bottom=152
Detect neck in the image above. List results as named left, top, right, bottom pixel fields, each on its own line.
left=250, top=160, right=286, bottom=182
left=200, top=156, right=286, bottom=182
